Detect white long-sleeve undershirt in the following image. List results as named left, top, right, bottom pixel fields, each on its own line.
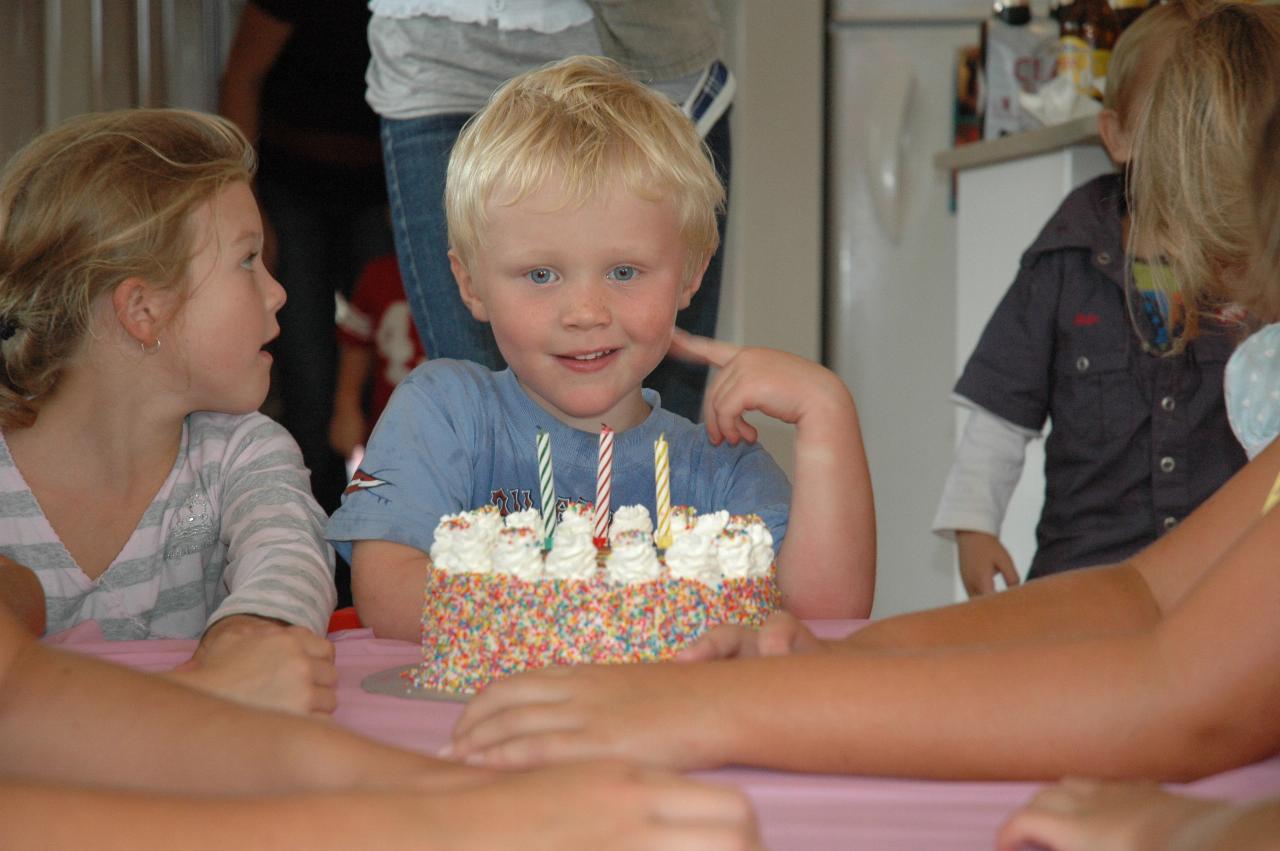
left=932, top=399, right=1040, bottom=540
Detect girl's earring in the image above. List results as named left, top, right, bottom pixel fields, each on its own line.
left=141, top=338, right=162, bottom=355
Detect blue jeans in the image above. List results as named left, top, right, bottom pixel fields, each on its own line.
left=380, top=108, right=731, bottom=422
left=381, top=113, right=504, bottom=369
left=256, top=175, right=394, bottom=517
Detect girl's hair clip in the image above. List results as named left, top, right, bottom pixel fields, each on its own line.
left=0, top=318, right=18, bottom=341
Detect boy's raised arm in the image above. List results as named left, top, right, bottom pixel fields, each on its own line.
left=669, top=330, right=875, bottom=618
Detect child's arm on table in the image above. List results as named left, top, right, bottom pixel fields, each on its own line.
left=669, top=329, right=874, bottom=618
left=1, top=762, right=759, bottom=851
left=0, top=599, right=466, bottom=795
left=329, top=342, right=374, bottom=457
left=0, top=556, right=45, bottom=636
left=688, top=432, right=1280, bottom=661
left=449, top=442, right=1280, bottom=779
left=168, top=614, right=337, bottom=714
left=0, top=601, right=759, bottom=850
left=843, top=435, right=1280, bottom=653
left=170, top=418, right=339, bottom=715
left=351, top=538, right=430, bottom=642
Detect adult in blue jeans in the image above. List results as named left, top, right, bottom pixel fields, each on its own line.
left=368, top=1, right=733, bottom=422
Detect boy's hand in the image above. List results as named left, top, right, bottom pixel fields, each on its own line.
left=675, top=612, right=826, bottom=662
left=668, top=329, right=852, bottom=446
left=169, top=614, right=338, bottom=715
left=956, top=530, right=1020, bottom=597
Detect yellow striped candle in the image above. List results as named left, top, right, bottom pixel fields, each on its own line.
left=654, top=432, right=671, bottom=549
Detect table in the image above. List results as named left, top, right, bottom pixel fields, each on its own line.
left=47, top=621, right=1280, bottom=851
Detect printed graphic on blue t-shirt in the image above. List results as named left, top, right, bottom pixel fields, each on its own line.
left=326, top=360, right=791, bottom=563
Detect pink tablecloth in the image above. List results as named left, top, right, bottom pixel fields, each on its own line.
left=46, top=620, right=1280, bottom=851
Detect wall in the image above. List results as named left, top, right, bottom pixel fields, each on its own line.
left=716, top=0, right=825, bottom=478
left=0, top=0, right=241, bottom=166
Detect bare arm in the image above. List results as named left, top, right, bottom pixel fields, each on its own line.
left=217, top=3, right=293, bottom=144
left=451, top=443, right=1280, bottom=781
left=351, top=538, right=430, bottom=641
left=0, top=763, right=760, bottom=851
left=0, top=602, right=461, bottom=795
left=780, top=367, right=874, bottom=617
left=0, top=557, right=45, bottom=636
left=845, top=438, right=1280, bottom=652
left=669, top=330, right=875, bottom=617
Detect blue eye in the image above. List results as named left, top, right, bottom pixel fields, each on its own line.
left=608, top=265, right=638, bottom=283
left=527, top=267, right=558, bottom=285
left=240, top=252, right=259, bottom=271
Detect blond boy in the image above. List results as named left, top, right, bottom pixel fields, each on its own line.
left=327, top=56, right=874, bottom=639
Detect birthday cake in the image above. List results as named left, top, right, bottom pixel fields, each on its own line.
left=412, top=502, right=781, bottom=695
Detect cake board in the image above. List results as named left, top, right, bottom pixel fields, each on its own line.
left=361, top=663, right=472, bottom=703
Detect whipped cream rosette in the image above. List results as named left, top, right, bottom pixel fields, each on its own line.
left=429, top=512, right=494, bottom=574
left=609, top=504, right=654, bottom=543
left=490, top=526, right=543, bottom=579
left=664, top=527, right=719, bottom=586
left=544, top=514, right=597, bottom=580
left=503, top=508, right=540, bottom=532
left=607, top=528, right=662, bottom=584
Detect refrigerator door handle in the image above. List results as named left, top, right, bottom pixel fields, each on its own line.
left=865, top=61, right=917, bottom=244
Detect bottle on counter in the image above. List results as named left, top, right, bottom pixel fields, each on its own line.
left=1057, top=0, right=1121, bottom=100
left=994, top=0, right=1031, bottom=25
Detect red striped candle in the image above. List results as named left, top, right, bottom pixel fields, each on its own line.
left=593, top=424, right=613, bottom=547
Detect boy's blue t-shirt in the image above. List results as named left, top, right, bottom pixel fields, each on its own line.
left=326, top=359, right=791, bottom=563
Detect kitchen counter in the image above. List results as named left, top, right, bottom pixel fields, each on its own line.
left=934, top=113, right=1100, bottom=171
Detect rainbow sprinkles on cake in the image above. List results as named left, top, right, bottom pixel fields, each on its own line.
left=411, top=430, right=783, bottom=696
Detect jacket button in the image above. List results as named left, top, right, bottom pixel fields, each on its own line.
left=1096, top=251, right=1112, bottom=266
left=1161, top=396, right=1176, bottom=412
left=1076, top=356, right=1090, bottom=372
left=1160, top=456, right=1176, bottom=473
left=1163, top=516, right=1178, bottom=530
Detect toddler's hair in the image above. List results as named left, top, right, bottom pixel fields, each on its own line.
left=446, top=55, right=724, bottom=284
left=0, top=108, right=253, bottom=428
left=1238, top=105, right=1280, bottom=325
left=1102, top=1, right=1194, bottom=122
left=1128, top=2, right=1280, bottom=345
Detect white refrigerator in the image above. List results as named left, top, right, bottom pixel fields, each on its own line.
left=827, top=0, right=992, bottom=616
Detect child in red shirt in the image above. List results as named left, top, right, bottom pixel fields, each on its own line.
left=329, top=255, right=427, bottom=457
